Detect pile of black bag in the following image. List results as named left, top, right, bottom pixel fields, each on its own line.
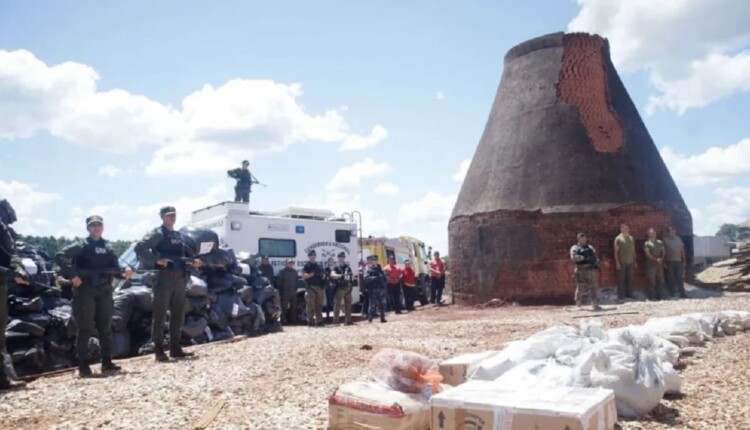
left=4, top=243, right=79, bottom=377
left=3, top=227, right=283, bottom=377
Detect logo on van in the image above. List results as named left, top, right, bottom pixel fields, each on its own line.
left=304, top=241, right=351, bottom=259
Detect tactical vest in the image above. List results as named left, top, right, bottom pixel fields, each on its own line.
left=154, top=227, right=186, bottom=259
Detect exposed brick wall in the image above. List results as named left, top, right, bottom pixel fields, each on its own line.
left=557, top=33, right=624, bottom=153
left=448, top=204, right=691, bottom=305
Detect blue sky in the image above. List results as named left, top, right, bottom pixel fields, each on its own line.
left=2, top=0, right=750, bottom=253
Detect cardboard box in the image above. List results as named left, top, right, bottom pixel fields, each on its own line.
left=328, top=381, right=431, bottom=430
left=439, top=351, right=500, bottom=386
left=430, top=381, right=616, bottom=430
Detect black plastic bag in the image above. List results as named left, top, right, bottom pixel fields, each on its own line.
left=48, top=307, right=76, bottom=339
left=182, top=314, right=209, bottom=339
left=216, top=292, right=250, bottom=319
left=211, top=328, right=234, bottom=342
left=203, top=248, right=237, bottom=270
left=112, top=331, right=131, bottom=358
left=127, top=285, right=153, bottom=312
left=208, top=305, right=228, bottom=330
left=6, top=319, right=45, bottom=337
left=187, top=296, right=210, bottom=314
left=112, top=293, right=135, bottom=332
left=179, top=226, right=219, bottom=256
left=42, top=295, right=71, bottom=311
left=8, top=295, right=44, bottom=313
left=207, top=273, right=235, bottom=294
left=186, top=276, right=208, bottom=297
left=15, top=312, right=51, bottom=329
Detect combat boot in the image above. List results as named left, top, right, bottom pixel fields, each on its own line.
left=78, top=364, right=93, bottom=378
left=101, top=358, right=122, bottom=373
left=154, top=345, right=169, bottom=362
left=170, top=346, right=195, bottom=359
left=0, top=373, right=26, bottom=390
left=591, top=301, right=602, bottom=311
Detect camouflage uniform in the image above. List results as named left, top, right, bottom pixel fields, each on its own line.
left=55, top=236, right=122, bottom=369
left=135, top=223, right=195, bottom=357
left=570, top=243, right=600, bottom=309
left=332, top=261, right=354, bottom=324
left=364, top=261, right=387, bottom=323
left=303, top=260, right=325, bottom=326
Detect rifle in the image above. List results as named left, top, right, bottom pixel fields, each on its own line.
left=69, top=267, right=131, bottom=287
left=154, top=255, right=203, bottom=272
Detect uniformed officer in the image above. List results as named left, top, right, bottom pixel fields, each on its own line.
left=227, top=160, right=258, bottom=203
left=331, top=252, right=354, bottom=325
left=135, top=206, right=202, bottom=362
left=55, top=215, right=134, bottom=377
left=258, top=255, right=275, bottom=283
left=0, top=199, right=29, bottom=390
left=569, top=232, right=601, bottom=311
left=644, top=227, right=667, bottom=301
left=302, top=250, right=325, bottom=327
left=364, top=255, right=387, bottom=323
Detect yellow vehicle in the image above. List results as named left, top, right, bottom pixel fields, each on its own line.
left=360, top=236, right=432, bottom=305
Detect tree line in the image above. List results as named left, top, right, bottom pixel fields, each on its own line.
left=716, top=223, right=750, bottom=242
left=19, top=235, right=133, bottom=258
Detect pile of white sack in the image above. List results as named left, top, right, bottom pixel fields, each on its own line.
left=468, top=310, right=750, bottom=418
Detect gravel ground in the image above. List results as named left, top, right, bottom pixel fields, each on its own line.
left=2, top=285, right=749, bottom=430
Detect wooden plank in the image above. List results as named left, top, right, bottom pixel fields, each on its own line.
left=191, top=399, right=226, bottom=430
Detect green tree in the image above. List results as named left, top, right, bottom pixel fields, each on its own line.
left=20, top=235, right=133, bottom=258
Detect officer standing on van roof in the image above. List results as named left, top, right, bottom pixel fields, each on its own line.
left=227, top=160, right=258, bottom=203
left=302, top=250, right=326, bottom=327
left=135, top=206, right=203, bottom=362
left=55, top=215, right=133, bottom=377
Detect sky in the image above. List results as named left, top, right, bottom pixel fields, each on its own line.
left=2, top=0, right=750, bottom=254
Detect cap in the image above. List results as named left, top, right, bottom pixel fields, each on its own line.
left=577, top=232, right=587, bottom=239
left=366, top=255, right=376, bottom=261
left=242, top=159, right=250, bottom=165
left=86, top=215, right=103, bottom=226
left=160, top=206, right=176, bottom=216
left=308, top=250, right=317, bottom=256
left=404, top=259, right=411, bottom=264
left=286, top=258, right=295, bottom=264
left=337, top=252, right=346, bottom=258
left=261, top=255, right=269, bottom=260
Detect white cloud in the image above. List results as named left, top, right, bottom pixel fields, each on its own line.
left=568, top=0, right=750, bottom=115
left=435, top=91, right=445, bottom=101
left=0, top=180, right=62, bottom=234
left=98, top=163, right=123, bottom=178
left=326, top=158, right=391, bottom=191
left=452, top=159, right=471, bottom=182
left=373, top=182, right=400, bottom=196
left=697, top=187, right=750, bottom=236
left=399, top=191, right=457, bottom=224
left=60, top=183, right=230, bottom=240
left=0, top=50, right=388, bottom=174
left=661, top=138, right=750, bottom=186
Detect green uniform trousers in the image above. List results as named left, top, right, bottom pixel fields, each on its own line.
left=305, top=285, right=325, bottom=325
left=645, top=263, right=666, bottom=300
left=616, top=263, right=635, bottom=299
left=665, top=260, right=685, bottom=297
left=333, top=285, right=353, bottom=324
left=152, top=271, right=187, bottom=348
left=574, top=266, right=599, bottom=305
left=72, top=283, right=114, bottom=362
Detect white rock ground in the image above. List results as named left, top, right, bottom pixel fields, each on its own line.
left=1, top=285, right=749, bottom=430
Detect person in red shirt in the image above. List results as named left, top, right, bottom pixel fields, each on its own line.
left=429, top=251, right=446, bottom=306
left=383, top=256, right=404, bottom=314
left=401, top=259, right=417, bottom=311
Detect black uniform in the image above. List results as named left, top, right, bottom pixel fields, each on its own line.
left=55, top=237, right=122, bottom=365
left=259, top=263, right=274, bottom=283
left=135, top=226, right=195, bottom=352
left=227, top=168, right=254, bottom=203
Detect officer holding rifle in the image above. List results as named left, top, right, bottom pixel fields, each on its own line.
left=55, top=215, right=134, bottom=377
left=135, top=206, right=203, bottom=362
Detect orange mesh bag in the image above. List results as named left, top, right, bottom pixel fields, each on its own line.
left=371, top=349, right=443, bottom=394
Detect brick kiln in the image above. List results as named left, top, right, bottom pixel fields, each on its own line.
left=449, top=32, right=693, bottom=305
